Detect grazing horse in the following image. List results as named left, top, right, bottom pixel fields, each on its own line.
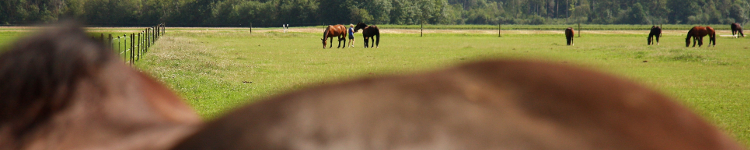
left=648, top=26, right=662, bottom=45
left=565, top=27, right=575, bottom=45
left=354, top=22, right=380, bottom=48
left=0, top=22, right=201, bottom=149
left=731, top=23, right=744, bottom=38
left=321, top=25, right=347, bottom=49
left=686, top=26, right=716, bottom=47
left=172, top=60, right=743, bottom=150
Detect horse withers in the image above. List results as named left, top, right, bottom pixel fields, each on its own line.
left=731, top=23, right=744, bottom=38
left=171, top=60, right=743, bottom=150
left=321, top=24, right=347, bottom=49
left=648, top=26, right=662, bottom=45
left=686, top=26, right=716, bottom=47
left=354, top=22, right=380, bottom=48
left=565, top=27, right=575, bottom=46
left=0, top=22, right=201, bottom=149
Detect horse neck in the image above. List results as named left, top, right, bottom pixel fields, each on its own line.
left=323, top=28, right=329, bottom=38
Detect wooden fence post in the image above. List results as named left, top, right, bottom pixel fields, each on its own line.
left=130, top=33, right=134, bottom=65
left=250, top=23, right=252, bottom=33
left=420, top=21, right=423, bottom=37
left=578, top=23, right=581, bottom=37
left=498, top=22, right=502, bottom=37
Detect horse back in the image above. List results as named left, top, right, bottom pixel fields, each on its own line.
left=171, top=60, right=742, bottom=150
left=565, top=28, right=574, bottom=37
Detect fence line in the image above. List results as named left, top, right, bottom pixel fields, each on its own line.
left=96, top=23, right=165, bottom=66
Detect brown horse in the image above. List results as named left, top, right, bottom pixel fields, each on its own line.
left=731, top=23, right=744, bottom=38
left=686, top=26, right=716, bottom=47
left=0, top=22, right=201, bottom=149
left=565, top=27, right=575, bottom=45
left=321, top=24, right=347, bottom=49
left=648, top=26, right=662, bottom=45
left=171, top=60, right=743, bottom=150
left=354, top=22, right=380, bottom=48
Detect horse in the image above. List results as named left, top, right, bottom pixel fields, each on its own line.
left=321, top=24, right=347, bottom=49
left=686, top=26, right=716, bottom=47
left=171, top=60, right=743, bottom=150
left=731, top=23, right=744, bottom=38
left=648, top=26, right=662, bottom=45
left=565, top=27, right=575, bottom=45
left=0, top=22, right=201, bottom=149
left=354, top=22, right=380, bottom=48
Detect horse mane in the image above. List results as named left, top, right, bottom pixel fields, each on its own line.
left=0, top=21, right=112, bottom=144
left=686, top=27, right=695, bottom=38
left=323, top=26, right=330, bottom=39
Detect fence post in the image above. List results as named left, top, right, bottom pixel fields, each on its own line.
left=498, top=22, right=502, bottom=37
left=250, top=23, right=252, bottom=33
left=420, top=21, right=423, bottom=37
left=130, top=33, right=134, bottom=65
left=137, top=32, right=141, bottom=61
left=578, top=23, right=581, bottom=37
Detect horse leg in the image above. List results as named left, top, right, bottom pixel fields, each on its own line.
left=692, top=37, right=697, bottom=47
left=375, top=34, right=380, bottom=48
left=698, top=37, right=703, bottom=47
left=330, top=37, right=333, bottom=48
left=363, top=35, right=370, bottom=48
left=648, top=36, right=652, bottom=45
left=370, top=36, right=374, bottom=48
left=656, top=34, right=660, bottom=45
left=566, top=36, right=571, bottom=45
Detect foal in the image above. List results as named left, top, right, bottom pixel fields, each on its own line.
left=0, top=23, right=201, bottom=150
left=173, top=60, right=743, bottom=150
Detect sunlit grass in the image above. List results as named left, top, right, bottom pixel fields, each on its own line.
left=0, top=28, right=748, bottom=146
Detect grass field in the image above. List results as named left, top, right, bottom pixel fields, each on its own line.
left=1, top=27, right=748, bottom=146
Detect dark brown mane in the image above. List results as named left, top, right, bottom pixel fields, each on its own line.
left=0, top=22, right=112, bottom=147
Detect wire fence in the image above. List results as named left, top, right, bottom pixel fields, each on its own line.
left=93, top=23, right=165, bottom=66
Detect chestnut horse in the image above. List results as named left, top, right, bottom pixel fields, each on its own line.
left=172, top=60, right=743, bottom=150
left=321, top=24, right=347, bottom=49
left=648, top=26, right=662, bottom=45
left=354, top=22, right=380, bottom=48
left=565, top=27, right=575, bottom=45
left=686, top=26, right=716, bottom=47
left=731, top=23, right=744, bottom=38
left=0, top=22, right=201, bottom=149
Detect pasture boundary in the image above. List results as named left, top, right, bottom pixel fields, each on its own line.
left=95, top=23, right=166, bottom=65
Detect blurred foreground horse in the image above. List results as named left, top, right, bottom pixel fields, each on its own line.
left=0, top=22, right=201, bottom=150
left=173, top=60, right=743, bottom=150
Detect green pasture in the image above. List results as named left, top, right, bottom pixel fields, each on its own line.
left=0, top=28, right=748, bottom=146
left=295, top=24, right=744, bottom=30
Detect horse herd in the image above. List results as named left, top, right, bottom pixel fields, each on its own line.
left=321, top=23, right=380, bottom=49
left=566, top=23, right=745, bottom=47
left=0, top=22, right=746, bottom=150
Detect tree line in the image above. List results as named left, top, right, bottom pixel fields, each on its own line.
left=1, top=0, right=749, bottom=26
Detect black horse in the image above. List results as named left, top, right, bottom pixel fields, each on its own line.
left=354, top=22, right=380, bottom=48
left=731, top=23, right=744, bottom=38
left=648, top=26, right=662, bottom=45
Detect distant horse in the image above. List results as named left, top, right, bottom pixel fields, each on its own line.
left=565, top=27, right=575, bottom=45
left=354, top=22, right=380, bottom=48
left=648, top=26, right=662, bottom=45
left=321, top=24, right=347, bottom=49
left=0, top=22, right=201, bottom=149
left=686, top=26, right=716, bottom=47
left=731, top=23, right=744, bottom=38
left=171, top=60, right=744, bottom=150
